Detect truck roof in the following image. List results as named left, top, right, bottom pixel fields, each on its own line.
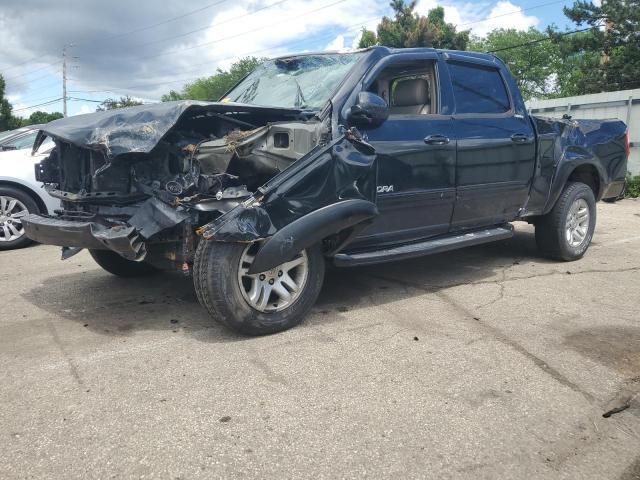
left=273, top=46, right=498, bottom=63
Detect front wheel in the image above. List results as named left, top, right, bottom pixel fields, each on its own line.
left=535, top=182, right=596, bottom=261
left=0, top=187, right=39, bottom=250
left=193, top=241, right=325, bottom=335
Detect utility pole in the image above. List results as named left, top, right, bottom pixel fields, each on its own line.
left=62, top=43, right=76, bottom=117
left=62, top=45, right=68, bottom=117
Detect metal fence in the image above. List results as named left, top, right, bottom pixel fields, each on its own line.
left=527, top=88, right=639, bottom=175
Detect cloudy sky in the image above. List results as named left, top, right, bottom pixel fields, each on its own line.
left=0, top=0, right=574, bottom=117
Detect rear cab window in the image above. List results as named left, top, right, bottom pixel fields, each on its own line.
left=447, top=61, right=511, bottom=114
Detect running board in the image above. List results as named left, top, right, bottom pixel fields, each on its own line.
left=333, top=224, right=514, bottom=267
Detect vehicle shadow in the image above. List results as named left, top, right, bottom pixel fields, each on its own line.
left=22, top=227, right=549, bottom=343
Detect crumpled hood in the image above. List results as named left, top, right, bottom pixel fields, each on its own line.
left=35, top=100, right=302, bottom=158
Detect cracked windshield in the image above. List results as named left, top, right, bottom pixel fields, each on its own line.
left=224, top=53, right=364, bottom=109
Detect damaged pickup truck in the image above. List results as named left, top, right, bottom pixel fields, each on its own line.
left=24, top=47, right=629, bottom=335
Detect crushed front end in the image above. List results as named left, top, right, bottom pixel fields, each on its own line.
left=24, top=101, right=331, bottom=271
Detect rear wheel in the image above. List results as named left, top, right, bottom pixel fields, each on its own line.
left=535, top=182, right=596, bottom=261
left=89, top=249, right=158, bottom=277
left=193, top=241, right=325, bottom=335
left=0, top=187, right=39, bottom=250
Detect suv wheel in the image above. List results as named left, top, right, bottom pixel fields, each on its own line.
left=89, top=249, right=158, bottom=277
left=535, top=182, right=596, bottom=261
left=0, top=187, right=39, bottom=250
left=193, top=241, right=325, bottom=335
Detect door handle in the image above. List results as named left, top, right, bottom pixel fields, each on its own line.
left=510, top=133, right=530, bottom=143
left=424, top=135, right=450, bottom=145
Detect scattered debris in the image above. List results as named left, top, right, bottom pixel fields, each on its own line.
left=170, top=319, right=179, bottom=324
left=473, top=317, right=480, bottom=321
left=219, top=416, right=231, bottom=423
left=413, top=336, right=419, bottom=341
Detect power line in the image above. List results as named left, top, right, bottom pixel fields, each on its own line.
left=73, top=16, right=377, bottom=93
left=12, top=97, right=62, bottom=112
left=139, top=0, right=348, bottom=61
left=488, top=26, right=595, bottom=53
left=457, top=0, right=567, bottom=27
left=87, top=0, right=232, bottom=45
left=122, top=0, right=291, bottom=53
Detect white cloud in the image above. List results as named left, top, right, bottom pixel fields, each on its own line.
left=325, top=35, right=346, bottom=51
left=469, top=1, right=539, bottom=37
left=415, top=0, right=539, bottom=38
left=75, top=104, right=94, bottom=116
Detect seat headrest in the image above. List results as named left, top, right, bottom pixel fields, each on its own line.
left=393, top=78, right=429, bottom=107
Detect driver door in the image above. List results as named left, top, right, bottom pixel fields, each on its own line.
left=348, top=53, right=456, bottom=251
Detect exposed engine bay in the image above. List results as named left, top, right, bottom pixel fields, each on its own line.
left=30, top=101, right=336, bottom=269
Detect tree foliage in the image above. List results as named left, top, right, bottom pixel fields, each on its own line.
left=22, top=110, right=64, bottom=125
left=0, top=75, right=18, bottom=131
left=358, top=1, right=469, bottom=50
left=470, top=28, right=567, bottom=100
left=161, top=57, right=262, bottom=102
left=96, top=96, right=144, bottom=111
left=549, top=0, right=640, bottom=93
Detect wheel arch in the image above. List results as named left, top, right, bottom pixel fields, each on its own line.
left=0, top=179, right=48, bottom=214
left=543, top=160, right=604, bottom=214
left=247, top=199, right=378, bottom=274
left=566, top=164, right=601, bottom=200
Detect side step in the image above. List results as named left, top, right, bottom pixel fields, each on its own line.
left=333, top=224, right=514, bottom=267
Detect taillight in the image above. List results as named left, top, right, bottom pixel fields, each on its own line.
left=625, top=129, right=630, bottom=159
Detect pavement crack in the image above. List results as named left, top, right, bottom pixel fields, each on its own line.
left=250, top=358, right=289, bottom=387
left=46, top=320, right=85, bottom=388
left=368, top=273, right=598, bottom=404
left=435, top=290, right=598, bottom=404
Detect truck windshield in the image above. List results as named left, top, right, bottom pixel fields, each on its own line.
left=223, top=53, right=365, bottom=110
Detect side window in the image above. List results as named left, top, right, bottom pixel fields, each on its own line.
left=448, top=62, right=510, bottom=114
left=6, top=131, right=38, bottom=150
left=365, top=60, right=437, bottom=116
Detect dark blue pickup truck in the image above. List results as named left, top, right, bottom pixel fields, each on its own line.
left=25, top=47, right=629, bottom=334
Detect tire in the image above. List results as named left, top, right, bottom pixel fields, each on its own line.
left=0, top=186, right=39, bottom=250
left=193, top=240, right=325, bottom=335
left=89, top=249, right=159, bottom=277
left=535, top=182, right=596, bottom=261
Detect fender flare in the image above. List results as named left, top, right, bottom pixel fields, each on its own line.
left=248, top=199, right=378, bottom=274
left=543, top=159, right=606, bottom=213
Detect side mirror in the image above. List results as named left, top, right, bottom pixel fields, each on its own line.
left=347, top=92, right=389, bottom=128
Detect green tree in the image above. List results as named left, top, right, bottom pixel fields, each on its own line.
left=96, top=96, right=144, bottom=111
left=358, top=28, right=377, bottom=48
left=160, top=90, right=185, bottom=102
left=0, top=75, right=17, bottom=131
left=161, top=57, right=263, bottom=102
left=549, top=0, right=640, bottom=93
left=358, top=2, right=469, bottom=50
left=23, top=110, right=64, bottom=125
left=470, top=28, right=566, bottom=100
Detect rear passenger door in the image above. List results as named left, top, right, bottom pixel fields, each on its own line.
left=446, top=56, right=536, bottom=230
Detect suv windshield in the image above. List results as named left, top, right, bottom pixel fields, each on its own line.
left=223, top=53, right=365, bottom=110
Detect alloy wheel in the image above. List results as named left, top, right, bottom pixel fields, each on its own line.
left=0, top=196, right=29, bottom=243
left=237, top=243, right=310, bottom=312
left=565, top=198, right=590, bottom=247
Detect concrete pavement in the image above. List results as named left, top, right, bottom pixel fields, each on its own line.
left=1, top=200, right=639, bottom=479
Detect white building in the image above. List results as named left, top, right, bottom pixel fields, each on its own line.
left=527, top=88, right=639, bottom=175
